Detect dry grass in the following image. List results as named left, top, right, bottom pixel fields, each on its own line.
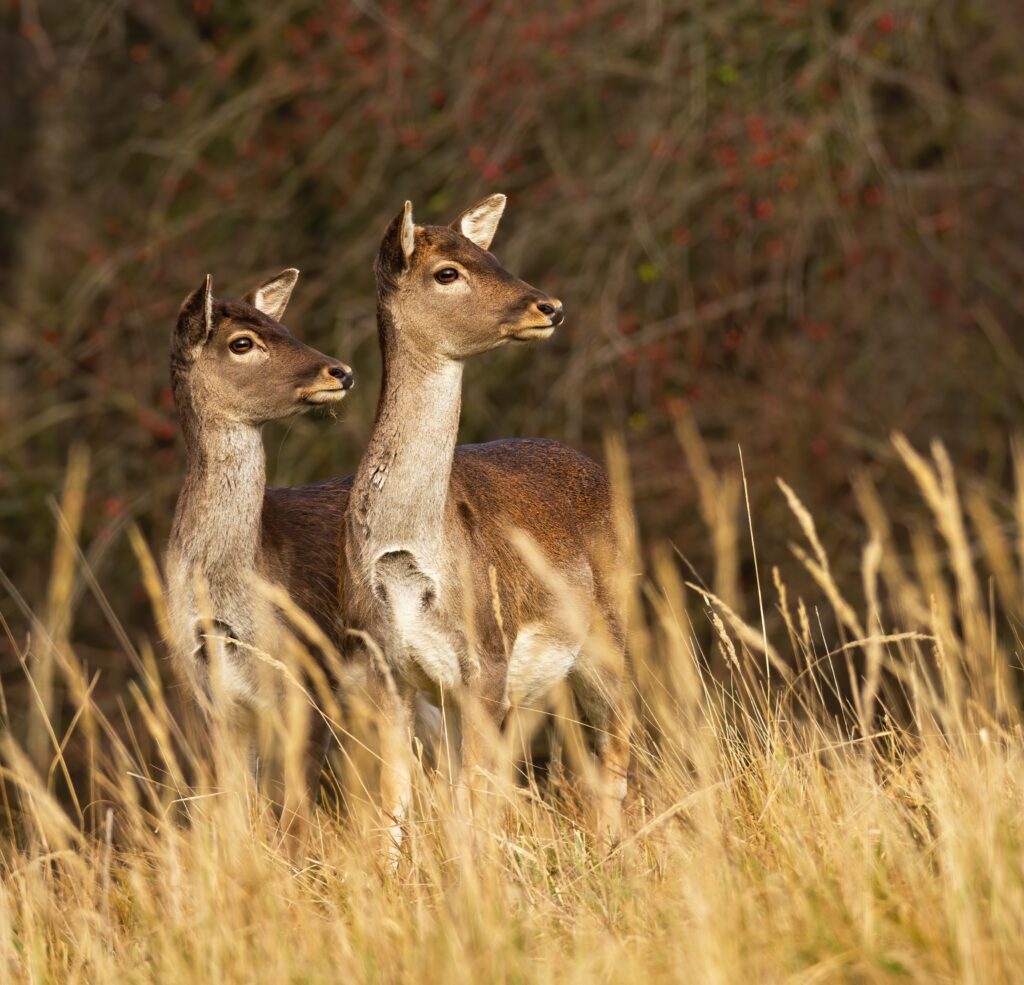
left=1, top=429, right=1023, bottom=983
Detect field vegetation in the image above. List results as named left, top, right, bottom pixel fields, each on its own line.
left=2, top=1, right=1024, bottom=981
left=2, top=434, right=1024, bottom=982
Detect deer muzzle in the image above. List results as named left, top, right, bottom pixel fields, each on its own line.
left=303, top=363, right=355, bottom=403
left=509, top=298, right=565, bottom=341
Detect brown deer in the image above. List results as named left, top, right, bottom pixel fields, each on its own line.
left=165, top=269, right=355, bottom=803
left=343, top=196, right=632, bottom=852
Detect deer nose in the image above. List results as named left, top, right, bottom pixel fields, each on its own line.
left=535, top=299, right=564, bottom=325
left=327, top=364, right=355, bottom=390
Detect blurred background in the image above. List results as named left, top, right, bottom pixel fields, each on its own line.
left=2, top=0, right=1022, bottom=701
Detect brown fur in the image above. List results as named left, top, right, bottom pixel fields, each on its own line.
left=262, top=477, right=352, bottom=644
left=343, top=197, right=632, bottom=852
left=165, top=270, right=353, bottom=809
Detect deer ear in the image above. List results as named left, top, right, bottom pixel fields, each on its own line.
left=377, top=201, right=417, bottom=279
left=243, top=268, right=299, bottom=322
left=175, top=274, right=214, bottom=356
left=451, top=193, right=506, bottom=250
left=399, top=201, right=416, bottom=261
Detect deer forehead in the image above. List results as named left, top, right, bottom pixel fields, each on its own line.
left=414, top=226, right=495, bottom=267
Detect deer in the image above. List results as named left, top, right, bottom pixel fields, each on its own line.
left=343, top=195, right=632, bottom=854
left=165, top=268, right=357, bottom=814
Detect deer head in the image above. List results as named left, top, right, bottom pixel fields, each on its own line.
left=170, top=269, right=354, bottom=425
left=374, top=195, right=564, bottom=361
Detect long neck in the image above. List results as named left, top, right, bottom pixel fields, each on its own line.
left=170, top=395, right=266, bottom=581
left=349, top=304, right=463, bottom=559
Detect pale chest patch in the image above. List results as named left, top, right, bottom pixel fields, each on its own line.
left=165, top=557, right=276, bottom=711
left=372, top=550, right=462, bottom=691
left=194, top=629, right=261, bottom=707
left=387, top=583, right=462, bottom=691
left=507, top=624, right=581, bottom=705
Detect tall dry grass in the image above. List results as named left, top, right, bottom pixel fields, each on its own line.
left=1, top=427, right=1024, bottom=983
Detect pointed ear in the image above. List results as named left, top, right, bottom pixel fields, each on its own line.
left=376, top=201, right=417, bottom=281
left=243, top=268, right=299, bottom=322
left=399, top=200, right=416, bottom=261
left=175, top=274, right=214, bottom=356
left=450, top=193, right=506, bottom=250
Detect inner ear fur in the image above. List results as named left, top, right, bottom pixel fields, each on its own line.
left=243, top=268, right=299, bottom=322
left=377, top=201, right=418, bottom=281
left=450, top=193, right=506, bottom=250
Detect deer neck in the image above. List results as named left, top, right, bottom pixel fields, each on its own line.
left=349, top=308, right=463, bottom=562
left=170, top=402, right=266, bottom=584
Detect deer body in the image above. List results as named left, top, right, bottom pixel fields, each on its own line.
left=165, top=270, right=354, bottom=784
left=344, top=197, right=631, bottom=849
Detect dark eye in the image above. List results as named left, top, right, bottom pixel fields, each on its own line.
left=434, top=267, right=459, bottom=285
left=229, top=337, right=254, bottom=354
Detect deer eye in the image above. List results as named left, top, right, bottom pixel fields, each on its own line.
left=229, top=337, right=254, bottom=354
left=434, top=267, right=459, bottom=285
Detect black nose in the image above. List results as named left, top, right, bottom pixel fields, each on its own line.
left=328, top=365, right=355, bottom=390
left=536, top=300, right=564, bottom=325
